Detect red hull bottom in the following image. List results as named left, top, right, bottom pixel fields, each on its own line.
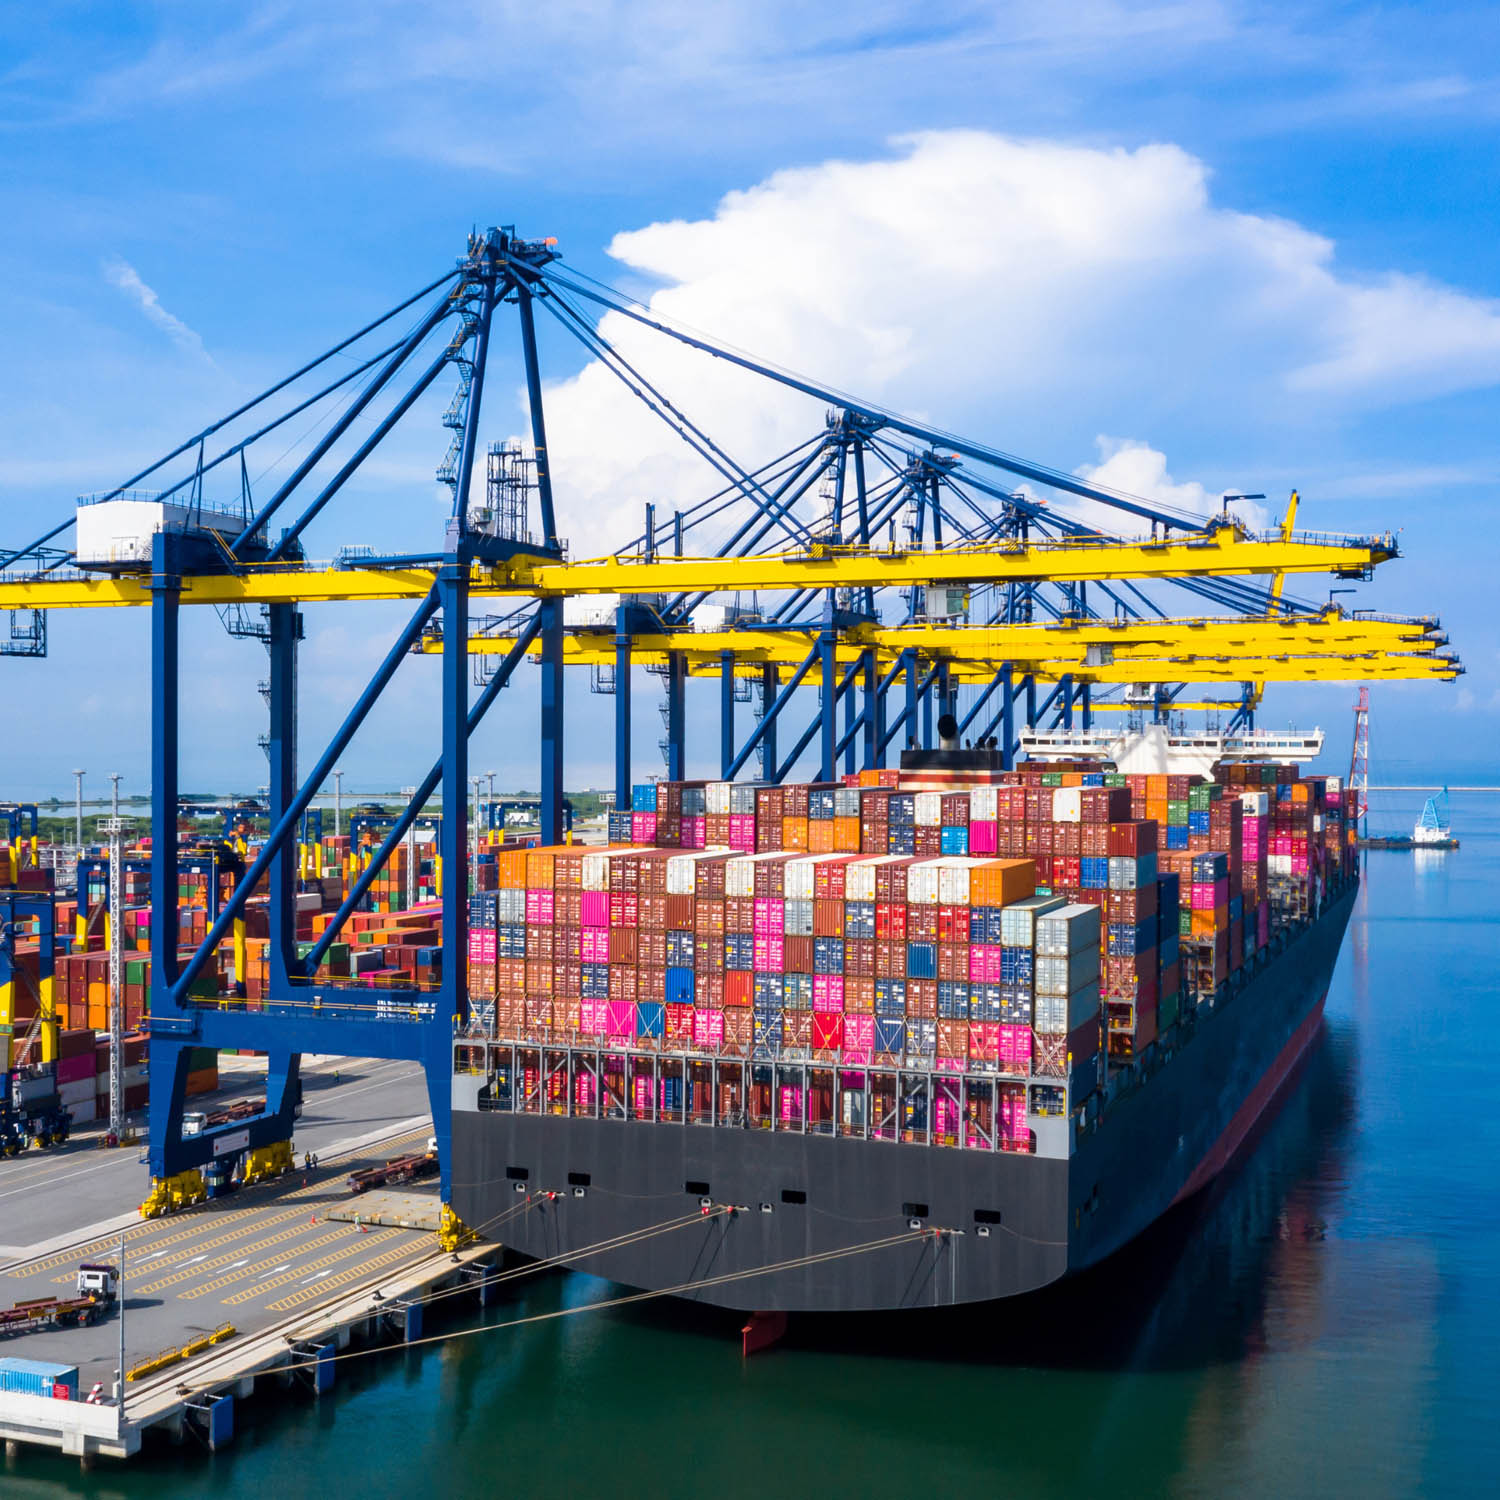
left=1172, top=992, right=1328, bottom=1206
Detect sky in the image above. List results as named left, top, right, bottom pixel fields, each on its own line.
left=1, top=0, right=1497, bottom=800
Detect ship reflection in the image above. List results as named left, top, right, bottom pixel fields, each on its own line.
left=794, top=1013, right=1360, bottom=1372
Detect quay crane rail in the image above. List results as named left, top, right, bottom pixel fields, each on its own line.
left=0, top=226, right=1461, bottom=1241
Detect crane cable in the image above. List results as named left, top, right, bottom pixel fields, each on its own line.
left=269, top=1222, right=930, bottom=1379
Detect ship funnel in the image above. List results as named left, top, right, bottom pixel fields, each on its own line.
left=937, top=713, right=959, bottom=751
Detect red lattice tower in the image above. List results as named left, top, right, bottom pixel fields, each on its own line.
left=1348, top=686, right=1370, bottom=834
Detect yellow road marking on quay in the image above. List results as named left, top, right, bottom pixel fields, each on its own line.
left=52, top=1204, right=321, bottom=1286
left=264, top=1238, right=432, bottom=1313
left=223, top=1231, right=403, bottom=1306
left=180, top=1226, right=362, bottom=1300
left=133, top=1218, right=343, bottom=1296
left=7, top=1126, right=430, bottom=1277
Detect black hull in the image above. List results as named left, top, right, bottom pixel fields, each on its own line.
left=451, top=886, right=1355, bottom=1313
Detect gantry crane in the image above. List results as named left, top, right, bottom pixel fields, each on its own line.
left=0, top=227, right=1461, bottom=1228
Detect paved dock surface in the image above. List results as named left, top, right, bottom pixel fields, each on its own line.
left=0, top=1121, right=440, bottom=1391
left=0, top=1055, right=430, bottom=1254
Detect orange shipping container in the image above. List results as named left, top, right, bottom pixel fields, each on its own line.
left=969, top=858, right=1037, bottom=908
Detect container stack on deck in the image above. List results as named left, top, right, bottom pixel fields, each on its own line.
left=472, top=757, right=1356, bottom=1150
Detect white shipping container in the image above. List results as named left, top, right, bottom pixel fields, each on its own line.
left=907, top=864, right=941, bottom=905
left=969, top=787, right=998, bottom=821
left=1051, top=787, right=1083, bottom=823
left=914, top=792, right=943, bottom=827
left=783, top=901, right=814, bottom=937
left=1035, top=981, right=1103, bottom=1034
left=1035, top=950, right=1100, bottom=996
left=66, top=1097, right=97, bottom=1125
left=1035, top=903, right=1102, bottom=956
left=783, top=857, right=818, bottom=903
left=844, top=856, right=895, bottom=904
left=725, top=856, right=757, bottom=897
left=1239, top=792, right=1269, bottom=816
left=706, top=782, right=732, bottom=816
left=935, top=857, right=987, bottom=907
left=999, top=895, right=1066, bottom=945
left=497, top=889, right=526, bottom=922
left=58, top=1077, right=96, bottom=1107
left=1268, top=853, right=1293, bottom=875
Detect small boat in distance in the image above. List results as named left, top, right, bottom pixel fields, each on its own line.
left=1360, top=787, right=1460, bottom=850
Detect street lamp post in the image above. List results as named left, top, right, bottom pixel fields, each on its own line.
left=333, top=770, right=344, bottom=839
left=72, top=769, right=86, bottom=846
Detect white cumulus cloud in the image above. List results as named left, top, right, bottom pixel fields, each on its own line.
left=528, top=130, right=1500, bottom=552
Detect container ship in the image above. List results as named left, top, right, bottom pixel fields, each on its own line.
left=450, top=735, right=1356, bottom=1313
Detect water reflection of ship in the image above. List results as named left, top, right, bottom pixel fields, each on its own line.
left=779, top=1009, right=1360, bottom=1369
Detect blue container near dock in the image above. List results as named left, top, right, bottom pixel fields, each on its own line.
left=939, top=826, right=968, bottom=855
left=634, top=1001, right=665, bottom=1040
left=664, top=967, right=695, bottom=1005
left=0, top=1358, right=79, bottom=1400
left=906, top=943, right=937, bottom=979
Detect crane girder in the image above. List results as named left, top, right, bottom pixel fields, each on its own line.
left=436, top=620, right=1459, bottom=685
left=0, top=527, right=1399, bottom=612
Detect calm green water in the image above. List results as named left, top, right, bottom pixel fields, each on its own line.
left=8, top=790, right=1496, bottom=1498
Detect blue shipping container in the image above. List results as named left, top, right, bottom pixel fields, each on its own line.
left=0, top=1358, right=79, bottom=1400
left=873, top=1017, right=906, bottom=1054
left=664, top=967, right=695, bottom=1005
left=906, top=943, right=937, bottom=980
left=939, top=826, right=968, bottom=856
left=631, top=783, right=657, bottom=813
left=845, top=901, right=875, bottom=939
left=635, top=1001, right=665, bottom=1039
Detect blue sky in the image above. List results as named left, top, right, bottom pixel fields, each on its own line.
left=2, top=1, right=1497, bottom=799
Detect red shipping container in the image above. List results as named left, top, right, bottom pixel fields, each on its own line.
left=812, top=1011, right=844, bottom=1050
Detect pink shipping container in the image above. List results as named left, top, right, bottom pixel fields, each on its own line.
left=631, top=812, right=657, bottom=843
left=580, top=892, right=610, bottom=927
left=581, top=929, right=609, bottom=963
left=843, top=1013, right=874, bottom=1062
left=574, top=1072, right=597, bottom=1112
left=605, top=999, right=635, bottom=1038
left=753, top=898, right=784, bottom=936
left=812, top=974, right=845, bottom=1012
left=692, top=1007, right=726, bottom=1049
left=729, top=814, right=756, bottom=851
left=468, top=930, right=496, bottom=962
left=934, top=1096, right=960, bottom=1138
left=968, top=944, right=1002, bottom=984
left=579, top=999, right=606, bottom=1036
left=632, top=1075, right=654, bottom=1118
left=753, top=935, right=785, bottom=970
left=967, top=820, right=998, bottom=856
left=683, top=817, right=707, bottom=849
left=999, top=1024, right=1031, bottom=1074
left=779, top=1085, right=803, bottom=1124
left=56, top=1054, right=94, bottom=1086
left=525, top=889, right=555, bottom=924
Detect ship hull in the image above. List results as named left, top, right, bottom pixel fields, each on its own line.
left=451, top=887, right=1354, bottom=1313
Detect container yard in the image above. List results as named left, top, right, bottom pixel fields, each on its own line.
left=0, top=226, right=1467, bottom=1467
